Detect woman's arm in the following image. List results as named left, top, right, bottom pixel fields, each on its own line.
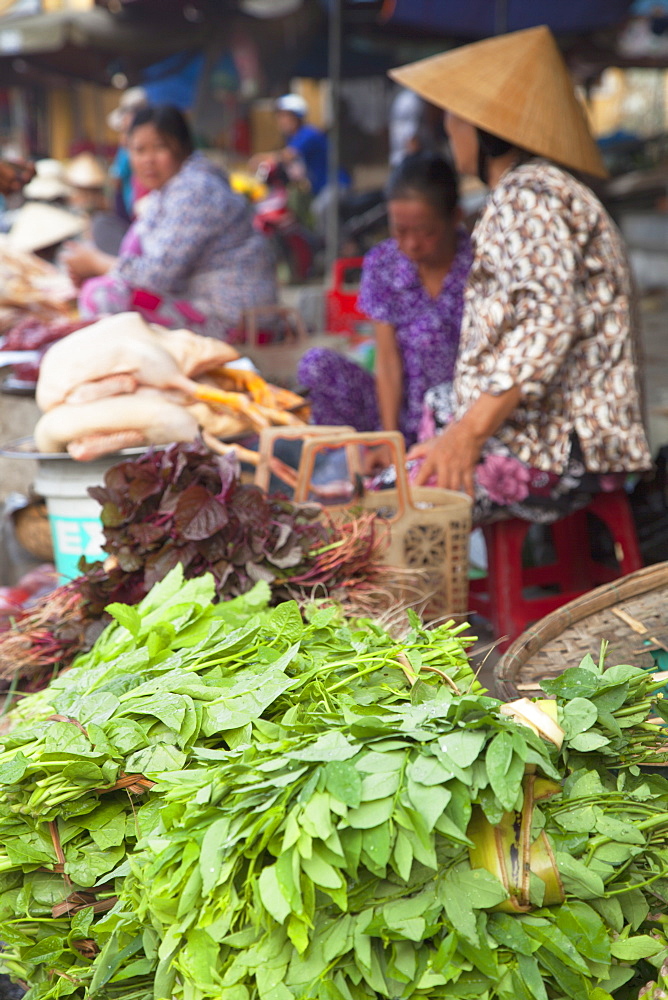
left=62, top=243, right=116, bottom=287
left=411, top=176, right=593, bottom=494
left=410, top=385, right=522, bottom=494
left=374, top=321, right=403, bottom=431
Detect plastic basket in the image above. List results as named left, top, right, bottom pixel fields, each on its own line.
left=258, top=428, right=472, bottom=619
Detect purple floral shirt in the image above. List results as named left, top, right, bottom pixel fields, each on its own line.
left=358, top=228, right=472, bottom=443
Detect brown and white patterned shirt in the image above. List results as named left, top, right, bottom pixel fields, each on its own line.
left=453, top=159, right=652, bottom=474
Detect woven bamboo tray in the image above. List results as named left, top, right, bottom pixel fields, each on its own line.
left=495, top=562, right=668, bottom=700
left=12, top=500, right=54, bottom=561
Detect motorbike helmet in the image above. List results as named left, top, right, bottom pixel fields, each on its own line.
left=275, top=94, right=308, bottom=118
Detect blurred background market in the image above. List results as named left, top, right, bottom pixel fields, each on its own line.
left=2, top=0, right=668, bottom=666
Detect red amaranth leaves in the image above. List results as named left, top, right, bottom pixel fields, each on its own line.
left=80, top=441, right=327, bottom=614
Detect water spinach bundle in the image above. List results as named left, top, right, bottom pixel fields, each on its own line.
left=0, top=568, right=667, bottom=1000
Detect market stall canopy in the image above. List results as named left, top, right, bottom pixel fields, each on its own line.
left=0, top=7, right=210, bottom=58
left=0, top=2, right=322, bottom=87
left=336, top=0, right=635, bottom=36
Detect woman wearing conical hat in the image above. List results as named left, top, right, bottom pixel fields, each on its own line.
left=391, top=26, right=651, bottom=522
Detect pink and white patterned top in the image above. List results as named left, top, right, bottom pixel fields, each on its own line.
left=454, top=159, right=651, bottom=474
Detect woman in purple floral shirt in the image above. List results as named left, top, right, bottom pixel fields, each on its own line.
left=297, top=155, right=472, bottom=448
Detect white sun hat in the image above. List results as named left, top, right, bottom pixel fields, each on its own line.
left=9, top=202, right=86, bottom=253
left=107, top=86, right=149, bottom=132
left=22, top=159, right=70, bottom=202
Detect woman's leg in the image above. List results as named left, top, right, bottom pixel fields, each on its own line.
left=297, top=348, right=380, bottom=432
left=78, top=274, right=133, bottom=318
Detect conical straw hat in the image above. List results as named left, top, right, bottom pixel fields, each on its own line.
left=9, top=202, right=86, bottom=253
left=389, top=25, right=607, bottom=179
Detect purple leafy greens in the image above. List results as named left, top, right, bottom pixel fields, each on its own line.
left=80, top=441, right=326, bottom=614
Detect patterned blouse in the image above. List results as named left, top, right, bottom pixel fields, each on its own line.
left=115, top=152, right=276, bottom=328
left=358, top=229, right=472, bottom=444
left=453, top=160, right=651, bottom=474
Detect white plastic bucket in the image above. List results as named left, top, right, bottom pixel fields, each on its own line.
left=34, top=455, right=120, bottom=580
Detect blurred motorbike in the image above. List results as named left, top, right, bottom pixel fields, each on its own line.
left=232, top=160, right=316, bottom=284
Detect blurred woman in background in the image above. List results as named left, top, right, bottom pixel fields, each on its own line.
left=63, top=105, right=277, bottom=340
left=298, top=155, right=471, bottom=454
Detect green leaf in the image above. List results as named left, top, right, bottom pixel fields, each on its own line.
left=65, top=844, right=125, bottom=887
left=382, top=898, right=426, bottom=943
left=439, top=871, right=478, bottom=945
left=199, top=817, right=229, bottom=896
left=488, top=913, right=535, bottom=956
left=107, top=603, right=142, bottom=636
left=610, top=935, right=664, bottom=960
left=591, top=684, right=629, bottom=714
left=88, top=932, right=143, bottom=993
left=90, top=812, right=127, bottom=850
left=541, top=668, right=600, bottom=700
left=599, top=663, right=644, bottom=686
left=594, top=815, right=646, bottom=845
left=301, top=851, right=343, bottom=890
left=290, top=732, right=358, bottom=763
left=0, top=752, right=29, bottom=784
left=201, top=668, right=295, bottom=735
left=23, top=935, right=67, bottom=965
left=555, top=902, right=610, bottom=964
left=125, top=743, right=187, bottom=773
left=486, top=732, right=523, bottom=811
left=555, top=804, right=600, bottom=833
left=361, top=824, right=392, bottom=873
left=301, top=791, right=333, bottom=840
left=450, top=869, right=509, bottom=910
left=457, top=914, right=498, bottom=979
left=554, top=853, right=605, bottom=899
left=577, top=653, right=601, bottom=674
left=589, top=896, right=624, bottom=933
left=438, top=730, right=488, bottom=768
left=268, top=601, right=304, bottom=642
left=560, top=698, right=598, bottom=738
left=567, top=732, right=610, bottom=752
left=324, top=761, right=362, bottom=808
left=619, top=887, right=649, bottom=930
left=406, top=779, right=450, bottom=832
left=258, top=865, right=291, bottom=924
left=392, top=830, right=414, bottom=882
left=346, top=797, right=394, bottom=829
left=356, top=750, right=405, bottom=773
left=516, top=953, right=548, bottom=1000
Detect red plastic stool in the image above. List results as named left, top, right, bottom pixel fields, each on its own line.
left=325, top=257, right=366, bottom=335
left=468, top=490, right=643, bottom=650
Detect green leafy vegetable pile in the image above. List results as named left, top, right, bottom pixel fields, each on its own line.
left=1, top=570, right=668, bottom=1000
left=0, top=442, right=405, bottom=686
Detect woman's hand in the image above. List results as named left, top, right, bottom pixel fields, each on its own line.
left=363, top=442, right=395, bottom=476
left=62, top=243, right=115, bottom=287
left=409, top=420, right=483, bottom=494
left=408, top=386, right=523, bottom=494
